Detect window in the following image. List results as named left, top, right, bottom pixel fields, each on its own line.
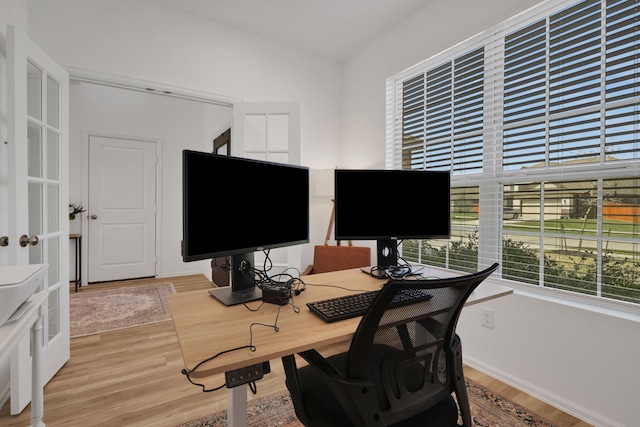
left=387, top=0, right=640, bottom=305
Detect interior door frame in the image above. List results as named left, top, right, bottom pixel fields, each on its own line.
left=80, top=131, right=162, bottom=286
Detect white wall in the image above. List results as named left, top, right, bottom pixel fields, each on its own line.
left=27, top=0, right=346, bottom=272
left=340, top=0, right=638, bottom=425
left=458, top=288, right=640, bottom=427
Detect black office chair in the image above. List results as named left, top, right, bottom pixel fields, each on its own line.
left=282, top=263, right=500, bottom=427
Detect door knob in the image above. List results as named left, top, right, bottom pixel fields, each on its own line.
left=0, top=236, right=8, bottom=247
left=19, top=234, right=39, bottom=247
left=90, top=214, right=98, bottom=220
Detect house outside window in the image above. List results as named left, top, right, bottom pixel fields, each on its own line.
left=387, top=0, right=640, bottom=305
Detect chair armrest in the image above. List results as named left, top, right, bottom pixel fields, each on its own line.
left=297, top=349, right=346, bottom=379
left=284, top=350, right=383, bottom=427
left=298, top=350, right=384, bottom=426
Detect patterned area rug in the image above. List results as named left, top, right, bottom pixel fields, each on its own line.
left=70, top=283, right=176, bottom=338
left=178, top=379, right=556, bottom=427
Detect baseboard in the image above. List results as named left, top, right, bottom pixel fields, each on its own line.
left=463, top=355, right=621, bottom=427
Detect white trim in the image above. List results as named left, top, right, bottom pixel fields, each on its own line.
left=512, top=286, right=640, bottom=323
left=488, top=276, right=640, bottom=323
left=66, top=66, right=241, bottom=107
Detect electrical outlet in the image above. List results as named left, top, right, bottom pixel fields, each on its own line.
left=481, top=308, right=494, bottom=329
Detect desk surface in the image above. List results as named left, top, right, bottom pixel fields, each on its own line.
left=168, top=265, right=512, bottom=379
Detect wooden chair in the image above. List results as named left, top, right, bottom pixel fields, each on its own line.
left=303, top=244, right=371, bottom=275
left=303, top=196, right=371, bottom=275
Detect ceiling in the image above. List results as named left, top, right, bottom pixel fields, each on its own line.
left=149, top=0, right=433, bottom=61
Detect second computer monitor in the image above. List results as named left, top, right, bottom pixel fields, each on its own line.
left=334, top=169, right=450, bottom=268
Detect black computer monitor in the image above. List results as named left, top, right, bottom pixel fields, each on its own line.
left=334, top=169, right=450, bottom=271
left=182, top=150, right=309, bottom=305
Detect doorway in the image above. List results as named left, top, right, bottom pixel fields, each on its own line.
left=70, top=80, right=234, bottom=285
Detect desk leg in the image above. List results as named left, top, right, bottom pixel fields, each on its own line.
left=227, top=385, right=247, bottom=427
left=30, top=311, right=45, bottom=427
left=75, top=237, right=81, bottom=292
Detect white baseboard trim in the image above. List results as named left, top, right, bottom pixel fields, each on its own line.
left=463, top=355, right=622, bottom=427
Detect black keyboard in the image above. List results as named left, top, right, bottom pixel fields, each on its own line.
left=307, top=288, right=433, bottom=323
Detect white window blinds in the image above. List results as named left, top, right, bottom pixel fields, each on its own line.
left=387, top=0, right=640, bottom=306
left=397, top=48, right=485, bottom=174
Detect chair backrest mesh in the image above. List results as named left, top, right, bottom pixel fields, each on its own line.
left=346, top=263, right=499, bottom=424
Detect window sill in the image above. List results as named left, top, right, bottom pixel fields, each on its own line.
left=491, top=276, right=640, bottom=324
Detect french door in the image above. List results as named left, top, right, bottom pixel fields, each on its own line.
left=232, top=101, right=301, bottom=273
left=4, top=25, right=70, bottom=414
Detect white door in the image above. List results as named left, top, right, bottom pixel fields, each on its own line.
left=87, top=135, right=157, bottom=283
left=4, top=25, right=70, bottom=414
left=232, top=102, right=302, bottom=272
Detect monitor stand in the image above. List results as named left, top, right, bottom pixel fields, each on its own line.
left=359, top=239, right=399, bottom=279
left=376, top=239, right=398, bottom=269
left=208, top=252, right=262, bottom=306
left=362, top=267, right=389, bottom=279
left=360, top=239, right=423, bottom=279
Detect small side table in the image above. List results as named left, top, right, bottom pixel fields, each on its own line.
left=69, top=234, right=81, bottom=292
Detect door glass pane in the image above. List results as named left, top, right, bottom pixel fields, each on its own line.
left=27, top=60, right=42, bottom=121
left=28, top=182, right=43, bottom=235
left=28, top=123, right=42, bottom=178
left=267, top=114, right=289, bottom=151
left=266, top=153, right=289, bottom=164
left=29, top=238, right=43, bottom=264
left=47, top=75, right=59, bottom=128
left=48, top=288, right=60, bottom=340
left=48, top=236, right=59, bottom=286
left=245, top=115, right=267, bottom=151
left=47, top=130, right=59, bottom=180
left=245, top=152, right=267, bottom=161
left=48, top=184, right=59, bottom=233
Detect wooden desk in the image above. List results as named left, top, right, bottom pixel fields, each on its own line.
left=168, top=265, right=512, bottom=426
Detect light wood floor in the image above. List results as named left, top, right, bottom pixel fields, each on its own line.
left=0, top=274, right=591, bottom=427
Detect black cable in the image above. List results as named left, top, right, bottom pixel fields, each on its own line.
left=242, top=300, right=265, bottom=311
left=181, top=344, right=256, bottom=392
left=305, top=281, right=371, bottom=293
left=261, top=249, right=274, bottom=273
left=183, top=253, right=304, bottom=394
